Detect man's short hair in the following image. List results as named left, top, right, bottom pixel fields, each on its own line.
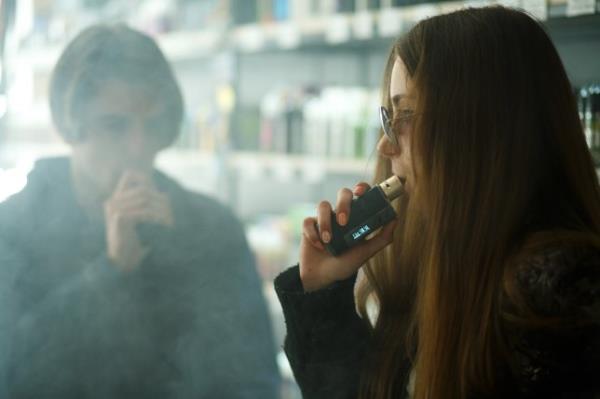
left=49, top=24, right=184, bottom=146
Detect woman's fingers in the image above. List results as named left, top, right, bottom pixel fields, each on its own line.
left=353, top=182, right=371, bottom=196
left=316, top=200, right=333, bottom=244
left=335, top=188, right=353, bottom=226
left=302, top=217, right=325, bottom=250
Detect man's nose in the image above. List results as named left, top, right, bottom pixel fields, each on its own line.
left=125, top=123, right=147, bottom=155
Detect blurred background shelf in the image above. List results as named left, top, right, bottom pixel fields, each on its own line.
left=1, top=0, right=599, bottom=297
left=1, top=1, right=599, bottom=398
left=230, top=151, right=375, bottom=176
left=9, top=1, right=600, bottom=68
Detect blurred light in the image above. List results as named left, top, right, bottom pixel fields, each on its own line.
left=216, top=84, right=235, bottom=113
left=0, top=95, right=7, bottom=119
left=15, top=0, right=34, bottom=40
left=0, top=161, right=33, bottom=203
left=7, top=61, right=33, bottom=112
left=277, top=351, right=294, bottom=380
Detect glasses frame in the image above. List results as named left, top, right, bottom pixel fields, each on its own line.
left=379, top=106, right=415, bottom=147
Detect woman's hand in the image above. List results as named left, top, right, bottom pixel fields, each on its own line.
left=299, top=182, right=397, bottom=292
left=104, top=171, right=174, bottom=272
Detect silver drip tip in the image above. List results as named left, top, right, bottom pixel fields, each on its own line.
left=378, top=175, right=405, bottom=201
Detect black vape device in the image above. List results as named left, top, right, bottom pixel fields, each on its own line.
left=325, top=175, right=405, bottom=256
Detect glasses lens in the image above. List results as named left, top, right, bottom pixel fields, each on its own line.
left=379, top=106, right=395, bottom=145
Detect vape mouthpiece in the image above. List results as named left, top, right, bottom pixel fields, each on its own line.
left=377, top=175, right=405, bottom=202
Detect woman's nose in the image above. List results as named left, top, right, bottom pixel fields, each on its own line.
left=377, top=134, right=399, bottom=158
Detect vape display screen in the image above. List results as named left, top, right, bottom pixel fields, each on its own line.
left=351, top=224, right=371, bottom=241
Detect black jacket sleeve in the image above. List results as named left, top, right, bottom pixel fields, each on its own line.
left=275, top=266, right=372, bottom=399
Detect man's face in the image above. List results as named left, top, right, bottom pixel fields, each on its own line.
left=71, top=79, right=171, bottom=195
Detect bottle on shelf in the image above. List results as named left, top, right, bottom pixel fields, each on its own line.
left=290, top=0, right=312, bottom=22
left=256, top=85, right=381, bottom=160
left=258, top=0, right=274, bottom=23
left=576, top=83, right=600, bottom=165
left=231, top=0, right=258, bottom=25
left=336, top=0, right=358, bottom=13
left=273, top=0, right=290, bottom=21
left=590, top=85, right=600, bottom=163
left=303, top=93, right=330, bottom=157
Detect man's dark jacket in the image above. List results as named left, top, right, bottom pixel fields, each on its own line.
left=0, top=157, right=280, bottom=399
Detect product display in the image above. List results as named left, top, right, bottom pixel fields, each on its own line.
left=253, top=86, right=381, bottom=158
left=576, top=84, right=600, bottom=164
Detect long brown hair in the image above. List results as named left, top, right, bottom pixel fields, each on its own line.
left=356, top=7, right=600, bottom=398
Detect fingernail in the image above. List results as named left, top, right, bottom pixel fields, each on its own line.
left=322, top=231, right=331, bottom=243
left=338, top=213, right=347, bottom=226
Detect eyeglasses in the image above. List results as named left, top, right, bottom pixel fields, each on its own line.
left=379, top=106, right=414, bottom=147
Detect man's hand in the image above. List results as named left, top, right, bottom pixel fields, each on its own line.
left=104, top=171, right=173, bottom=272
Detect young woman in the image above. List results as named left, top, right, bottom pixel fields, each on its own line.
left=0, top=25, right=279, bottom=398
left=276, top=6, right=600, bottom=399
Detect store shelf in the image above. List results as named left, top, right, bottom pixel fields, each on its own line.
left=230, top=151, right=374, bottom=179
left=158, top=149, right=372, bottom=172
left=228, top=0, right=599, bottom=53
left=157, top=29, right=226, bottom=60
left=154, top=149, right=374, bottom=201
left=13, top=0, right=599, bottom=69
left=227, top=2, right=464, bottom=52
